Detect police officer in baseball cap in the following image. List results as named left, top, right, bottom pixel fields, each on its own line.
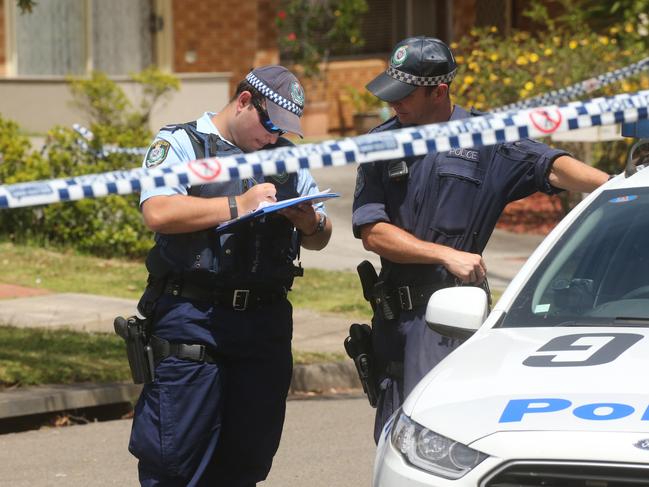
left=128, top=65, right=332, bottom=485
left=351, top=36, right=609, bottom=442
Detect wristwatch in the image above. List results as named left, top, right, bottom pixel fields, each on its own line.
left=303, top=213, right=326, bottom=236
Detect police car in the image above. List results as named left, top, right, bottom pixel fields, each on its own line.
left=373, top=124, right=649, bottom=486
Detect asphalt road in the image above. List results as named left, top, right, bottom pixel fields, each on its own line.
left=0, top=395, right=375, bottom=487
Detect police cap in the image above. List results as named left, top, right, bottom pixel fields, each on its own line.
left=246, top=65, right=306, bottom=137
left=367, top=37, right=458, bottom=103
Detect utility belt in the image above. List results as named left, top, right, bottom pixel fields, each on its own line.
left=357, top=259, right=448, bottom=321
left=163, top=279, right=288, bottom=311
left=114, top=316, right=219, bottom=384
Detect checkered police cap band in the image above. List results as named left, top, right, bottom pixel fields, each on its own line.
left=246, top=72, right=304, bottom=116
left=386, top=66, right=458, bottom=86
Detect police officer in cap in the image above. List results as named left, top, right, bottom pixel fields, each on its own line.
left=352, top=37, right=609, bottom=441
left=129, top=65, right=332, bottom=486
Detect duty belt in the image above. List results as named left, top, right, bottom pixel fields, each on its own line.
left=387, top=283, right=446, bottom=311
left=164, top=280, right=287, bottom=311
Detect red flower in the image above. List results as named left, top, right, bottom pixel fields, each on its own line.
left=277, top=10, right=287, bottom=20
left=287, top=32, right=297, bottom=41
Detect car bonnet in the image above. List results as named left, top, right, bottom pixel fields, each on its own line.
left=404, top=327, right=649, bottom=446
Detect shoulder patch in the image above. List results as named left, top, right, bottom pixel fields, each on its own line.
left=354, top=166, right=365, bottom=198
left=145, top=139, right=171, bottom=168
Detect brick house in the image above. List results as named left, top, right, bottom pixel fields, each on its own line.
left=0, top=0, right=540, bottom=135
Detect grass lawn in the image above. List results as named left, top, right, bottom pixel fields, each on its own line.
left=0, top=241, right=371, bottom=318
left=0, top=325, right=345, bottom=388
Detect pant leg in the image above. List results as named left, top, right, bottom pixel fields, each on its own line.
left=202, top=335, right=293, bottom=486
left=402, top=312, right=462, bottom=397
left=371, top=313, right=405, bottom=443
left=371, top=310, right=462, bottom=443
left=130, top=357, right=224, bottom=487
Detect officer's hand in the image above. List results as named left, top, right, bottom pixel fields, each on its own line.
left=279, top=202, right=318, bottom=234
left=238, top=183, right=277, bottom=213
left=443, top=249, right=487, bottom=285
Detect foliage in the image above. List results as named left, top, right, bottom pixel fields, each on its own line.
left=343, top=85, right=387, bottom=114
left=16, top=0, right=35, bottom=14
left=275, top=0, right=368, bottom=79
left=524, top=0, right=649, bottom=42
left=449, top=16, right=649, bottom=176
left=0, top=67, right=179, bottom=257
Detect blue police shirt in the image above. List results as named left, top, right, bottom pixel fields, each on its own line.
left=140, top=111, right=326, bottom=215
left=352, top=105, right=569, bottom=285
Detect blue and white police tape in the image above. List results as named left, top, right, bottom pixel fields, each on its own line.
left=1, top=89, right=649, bottom=210
left=71, top=124, right=148, bottom=158
left=65, top=57, right=649, bottom=159
left=494, top=56, right=649, bottom=113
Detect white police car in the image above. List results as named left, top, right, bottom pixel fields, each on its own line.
left=373, top=129, right=649, bottom=486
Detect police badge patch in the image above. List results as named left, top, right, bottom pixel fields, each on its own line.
left=354, top=166, right=365, bottom=198
left=145, top=139, right=171, bottom=168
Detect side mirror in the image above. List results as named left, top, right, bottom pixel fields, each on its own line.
left=425, top=287, right=489, bottom=340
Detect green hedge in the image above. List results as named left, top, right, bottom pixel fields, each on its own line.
left=0, top=68, right=179, bottom=258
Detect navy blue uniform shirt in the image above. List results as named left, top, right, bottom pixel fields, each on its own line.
left=352, top=105, right=569, bottom=286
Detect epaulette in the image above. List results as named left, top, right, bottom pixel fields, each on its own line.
left=369, top=116, right=400, bottom=134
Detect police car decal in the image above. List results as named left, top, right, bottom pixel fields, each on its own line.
left=522, top=333, right=643, bottom=367
left=145, top=139, right=171, bottom=168
left=499, top=398, right=649, bottom=423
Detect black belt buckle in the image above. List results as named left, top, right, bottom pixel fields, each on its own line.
left=232, top=289, right=250, bottom=311
left=398, top=286, right=413, bottom=311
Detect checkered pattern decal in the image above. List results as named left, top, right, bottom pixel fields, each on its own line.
left=386, top=66, right=458, bottom=86
left=246, top=73, right=304, bottom=116
left=2, top=89, right=648, bottom=210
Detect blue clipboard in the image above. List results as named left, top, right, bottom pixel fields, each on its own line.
left=215, top=190, right=339, bottom=233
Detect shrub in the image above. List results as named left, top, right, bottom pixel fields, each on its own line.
left=449, top=15, right=649, bottom=176
left=0, top=67, right=179, bottom=258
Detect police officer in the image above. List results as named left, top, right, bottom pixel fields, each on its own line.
left=129, top=65, right=332, bottom=486
left=352, top=37, right=609, bottom=441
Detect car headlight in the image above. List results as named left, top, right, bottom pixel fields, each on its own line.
left=391, top=411, right=488, bottom=479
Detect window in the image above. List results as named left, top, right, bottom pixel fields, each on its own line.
left=502, top=188, right=649, bottom=327
left=357, top=0, right=449, bottom=56
left=9, top=0, right=153, bottom=76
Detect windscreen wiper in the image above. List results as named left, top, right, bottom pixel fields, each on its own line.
left=556, top=317, right=649, bottom=327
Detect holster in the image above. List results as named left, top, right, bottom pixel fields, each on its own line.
left=137, top=274, right=166, bottom=318
left=357, top=260, right=398, bottom=321
left=344, top=323, right=379, bottom=407
left=114, top=316, right=155, bottom=384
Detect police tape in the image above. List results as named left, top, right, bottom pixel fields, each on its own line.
left=1, top=89, right=648, bottom=210
left=71, top=124, right=148, bottom=157
left=66, top=57, right=649, bottom=159
left=494, top=56, right=649, bottom=113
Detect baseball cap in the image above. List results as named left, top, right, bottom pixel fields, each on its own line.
left=366, top=37, right=458, bottom=103
left=246, top=65, right=306, bottom=137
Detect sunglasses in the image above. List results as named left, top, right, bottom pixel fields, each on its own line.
left=252, top=98, right=286, bottom=136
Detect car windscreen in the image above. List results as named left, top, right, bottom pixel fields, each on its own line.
left=501, top=187, right=649, bottom=328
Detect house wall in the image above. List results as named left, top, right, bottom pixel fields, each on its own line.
left=0, top=73, right=230, bottom=134
left=172, top=0, right=279, bottom=93
left=0, top=0, right=6, bottom=76
left=299, top=58, right=387, bottom=136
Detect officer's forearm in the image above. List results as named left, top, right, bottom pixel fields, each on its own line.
left=301, top=219, right=332, bottom=250
left=360, top=222, right=451, bottom=264
left=548, top=155, right=609, bottom=193
left=142, top=194, right=232, bottom=234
